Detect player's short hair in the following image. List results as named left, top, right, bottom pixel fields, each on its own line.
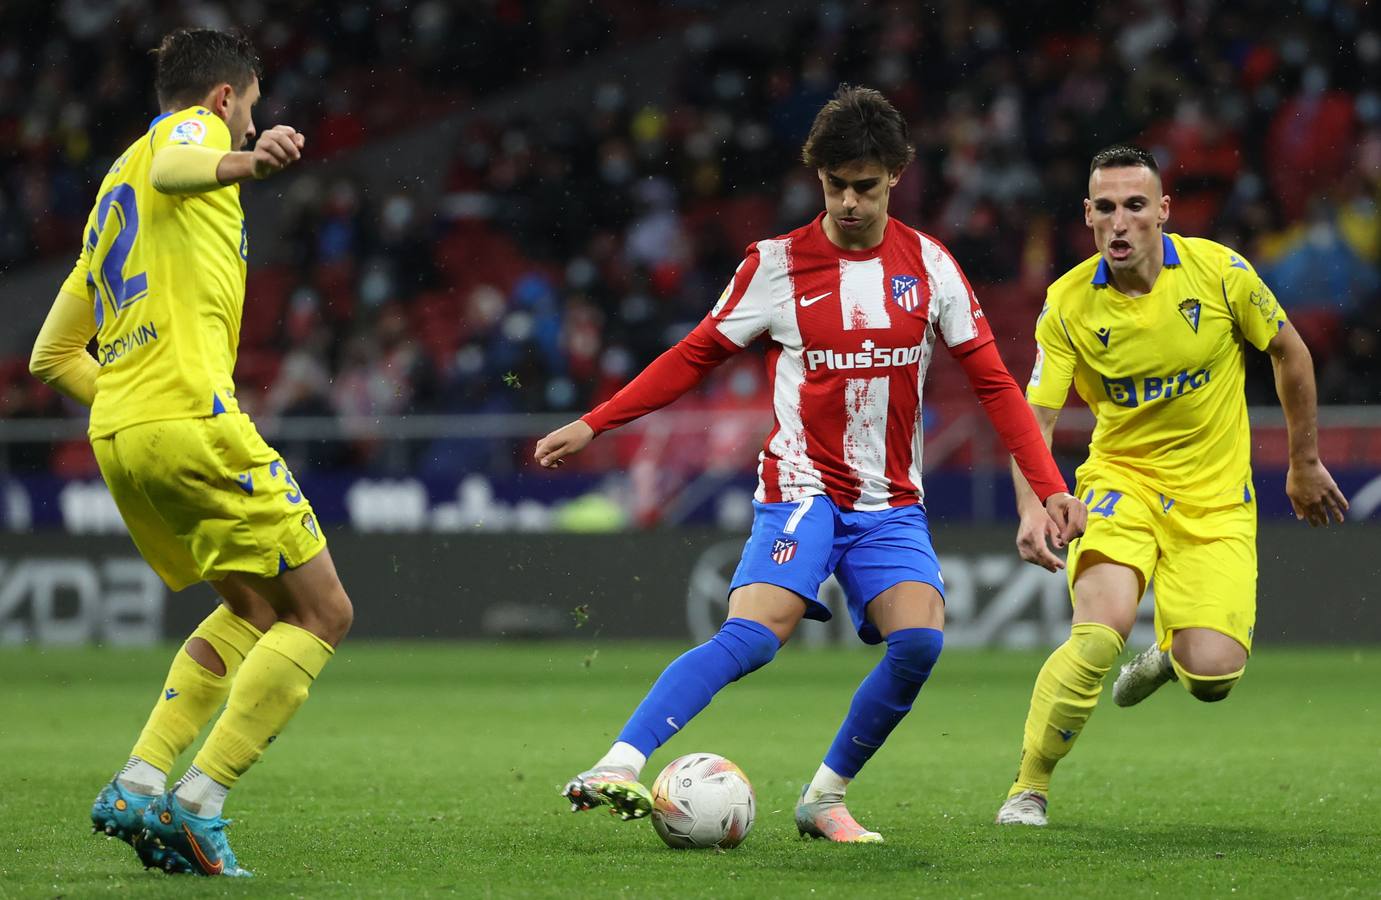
left=153, top=28, right=261, bottom=110
left=1089, top=144, right=1160, bottom=176
left=801, top=85, right=915, bottom=173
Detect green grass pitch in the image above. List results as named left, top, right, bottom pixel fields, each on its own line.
left=3, top=642, right=1378, bottom=898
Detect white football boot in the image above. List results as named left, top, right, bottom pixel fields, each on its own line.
left=995, top=790, right=1048, bottom=826
left=794, top=785, right=883, bottom=843
left=561, top=765, right=652, bottom=821
left=1113, top=644, right=1176, bottom=707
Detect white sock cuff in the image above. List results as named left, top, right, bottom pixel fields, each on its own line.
left=596, top=741, right=648, bottom=776
left=804, top=762, right=851, bottom=803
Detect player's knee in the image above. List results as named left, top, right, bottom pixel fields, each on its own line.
left=323, top=587, right=354, bottom=643
left=714, top=618, right=781, bottom=678
left=883, top=627, right=944, bottom=683
left=1068, top=621, right=1125, bottom=669
left=1170, top=633, right=1246, bottom=677
left=295, top=585, right=352, bottom=646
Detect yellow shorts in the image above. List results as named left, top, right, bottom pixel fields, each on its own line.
left=1066, top=481, right=1256, bottom=653
left=93, top=413, right=326, bottom=591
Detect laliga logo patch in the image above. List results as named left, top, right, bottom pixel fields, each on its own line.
left=170, top=119, right=207, bottom=144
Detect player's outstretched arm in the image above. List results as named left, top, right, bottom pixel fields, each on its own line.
left=1266, top=321, right=1348, bottom=525
left=533, top=323, right=737, bottom=469
left=953, top=340, right=1085, bottom=569
left=217, top=125, right=306, bottom=184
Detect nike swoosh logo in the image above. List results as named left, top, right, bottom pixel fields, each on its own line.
left=181, top=823, right=223, bottom=875
left=851, top=735, right=880, bottom=750
left=666, top=717, right=680, bottom=731
left=798, top=292, right=832, bottom=307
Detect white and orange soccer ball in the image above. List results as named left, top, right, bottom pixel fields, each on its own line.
left=650, top=753, right=755, bottom=849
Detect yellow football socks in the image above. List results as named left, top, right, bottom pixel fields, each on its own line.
left=1010, top=621, right=1125, bottom=797
left=1170, top=652, right=1243, bottom=703
left=130, top=605, right=263, bottom=773
left=190, top=622, right=334, bottom=788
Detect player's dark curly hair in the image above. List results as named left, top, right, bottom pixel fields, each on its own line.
left=1089, top=144, right=1160, bottom=175
left=801, top=85, right=915, bottom=173
left=153, top=28, right=262, bottom=110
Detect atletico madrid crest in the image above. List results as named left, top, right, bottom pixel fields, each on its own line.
left=770, top=538, right=798, bottom=565
left=891, top=274, right=922, bottom=312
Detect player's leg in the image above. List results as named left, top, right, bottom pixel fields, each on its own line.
left=998, top=486, right=1157, bottom=825
left=1142, top=500, right=1255, bottom=703
left=125, top=580, right=275, bottom=793
left=126, top=416, right=345, bottom=875
left=144, top=550, right=351, bottom=875
left=795, top=503, right=945, bottom=842
left=565, top=496, right=831, bottom=820
left=89, top=432, right=270, bottom=872
left=565, top=582, right=801, bottom=819
left=798, top=579, right=944, bottom=843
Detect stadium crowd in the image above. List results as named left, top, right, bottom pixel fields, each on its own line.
left=3, top=0, right=1378, bottom=477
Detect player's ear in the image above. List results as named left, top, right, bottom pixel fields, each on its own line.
left=1083, top=197, right=1094, bottom=228
left=210, top=83, right=234, bottom=118
left=888, top=169, right=902, bottom=188
left=1158, top=193, right=1170, bottom=227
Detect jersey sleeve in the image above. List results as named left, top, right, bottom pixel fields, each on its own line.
left=921, top=236, right=994, bottom=353
left=701, top=242, right=782, bottom=350
left=1026, top=299, right=1077, bottom=409
left=1221, top=250, right=1288, bottom=351
left=58, top=240, right=93, bottom=301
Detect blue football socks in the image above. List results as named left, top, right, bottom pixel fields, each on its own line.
left=616, top=618, right=780, bottom=756
left=823, top=627, right=944, bottom=778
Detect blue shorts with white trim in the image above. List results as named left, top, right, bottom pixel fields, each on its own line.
left=728, top=495, right=944, bottom=645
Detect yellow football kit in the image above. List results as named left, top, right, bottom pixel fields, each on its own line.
left=61, top=106, right=323, bottom=590
left=1027, top=233, right=1288, bottom=652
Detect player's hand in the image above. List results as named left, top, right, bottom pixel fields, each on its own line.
left=1015, top=509, right=1066, bottom=572
left=534, top=419, right=595, bottom=468
left=251, top=125, right=305, bottom=179
left=1286, top=458, right=1348, bottom=526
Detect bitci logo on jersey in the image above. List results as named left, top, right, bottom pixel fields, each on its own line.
left=770, top=538, right=797, bottom=565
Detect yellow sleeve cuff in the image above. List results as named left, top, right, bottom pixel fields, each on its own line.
left=151, top=143, right=228, bottom=194
left=30, top=289, right=98, bottom=407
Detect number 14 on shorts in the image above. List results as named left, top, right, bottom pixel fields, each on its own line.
left=1080, top=489, right=1123, bottom=517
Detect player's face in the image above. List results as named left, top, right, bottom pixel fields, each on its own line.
left=1084, top=165, right=1170, bottom=273
left=818, top=160, right=901, bottom=248
left=225, top=78, right=261, bottom=151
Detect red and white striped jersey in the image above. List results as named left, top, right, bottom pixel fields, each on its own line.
left=700, top=213, right=993, bottom=511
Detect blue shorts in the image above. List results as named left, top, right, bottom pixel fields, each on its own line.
left=728, top=495, right=944, bottom=645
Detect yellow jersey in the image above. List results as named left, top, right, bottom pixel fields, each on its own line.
left=61, top=106, right=246, bottom=439
left=1027, top=233, right=1288, bottom=507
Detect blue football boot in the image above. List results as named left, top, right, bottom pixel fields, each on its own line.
left=141, top=792, right=251, bottom=877
left=90, top=780, right=193, bottom=873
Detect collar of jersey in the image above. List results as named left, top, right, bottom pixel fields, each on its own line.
left=1091, top=233, right=1180, bottom=286
left=149, top=111, right=173, bottom=130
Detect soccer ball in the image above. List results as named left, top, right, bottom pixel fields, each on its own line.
left=650, top=752, right=755, bottom=849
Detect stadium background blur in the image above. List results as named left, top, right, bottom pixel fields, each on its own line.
left=0, top=0, right=1377, bottom=643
